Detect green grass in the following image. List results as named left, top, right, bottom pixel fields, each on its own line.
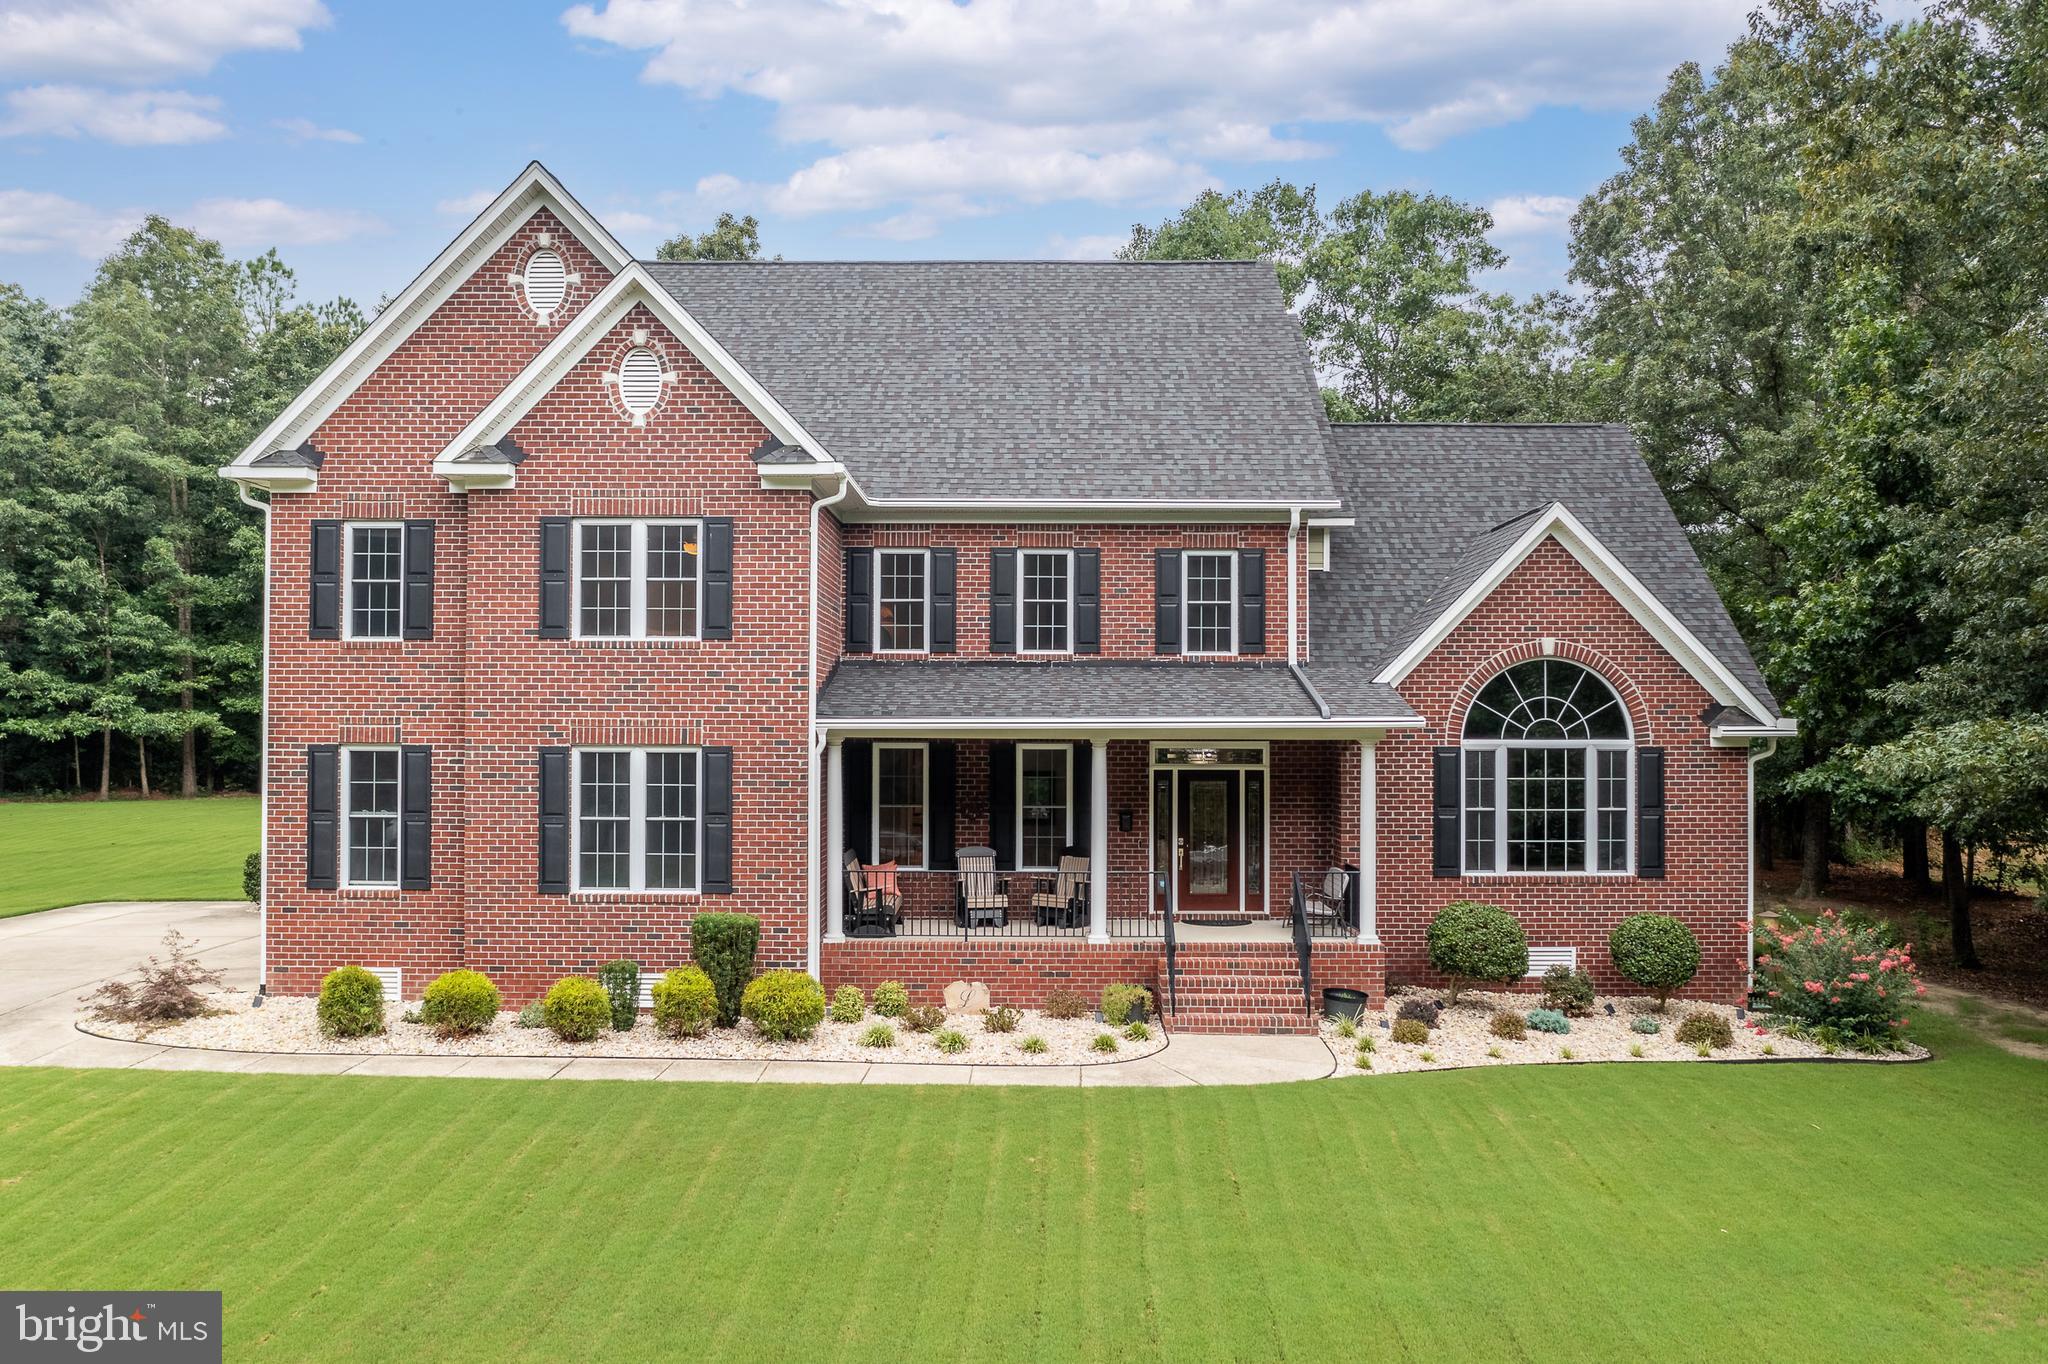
left=0, top=796, right=257, bottom=916
left=0, top=1013, right=2042, bottom=1361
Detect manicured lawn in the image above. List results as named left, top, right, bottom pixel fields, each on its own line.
left=0, top=796, right=258, bottom=917
left=0, top=1014, right=2041, bottom=1361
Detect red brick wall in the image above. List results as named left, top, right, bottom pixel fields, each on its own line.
left=1373, top=539, right=1752, bottom=1003
left=820, top=940, right=1162, bottom=1009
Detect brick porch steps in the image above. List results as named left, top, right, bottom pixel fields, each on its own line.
left=1163, top=942, right=1320, bottom=1035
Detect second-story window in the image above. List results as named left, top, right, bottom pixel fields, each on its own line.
left=1021, top=550, right=1071, bottom=654
left=347, top=524, right=403, bottom=639
left=575, top=520, right=700, bottom=640
left=1184, top=551, right=1236, bottom=656
left=876, top=549, right=927, bottom=653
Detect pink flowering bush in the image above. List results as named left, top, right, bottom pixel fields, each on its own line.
left=1753, top=909, right=1922, bottom=1049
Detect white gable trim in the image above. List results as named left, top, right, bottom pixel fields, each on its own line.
left=1373, top=502, right=1777, bottom=722
left=432, top=265, right=831, bottom=480
left=221, top=163, right=632, bottom=483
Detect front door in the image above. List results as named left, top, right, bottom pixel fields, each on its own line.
left=1175, top=770, right=1240, bottom=912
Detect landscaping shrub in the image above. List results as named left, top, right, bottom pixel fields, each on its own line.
left=1394, top=997, right=1441, bottom=1028
left=1675, top=1010, right=1734, bottom=1051
left=317, top=965, right=385, bottom=1038
left=1043, top=989, right=1088, bottom=1020
left=741, top=971, right=827, bottom=1041
left=420, top=970, right=500, bottom=1038
left=1488, top=1010, right=1527, bottom=1041
left=689, top=912, right=761, bottom=1027
left=80, top=930, right=226, bottom=1027
left=830, top=985, right=867, bottom=1024
left=1540, top=964, right=1596, bottom=1016
left=1122, top=1021, right=1151, bottom=1042
left=1356, top=1033, right=1376, bottom=1054
left=543, top=977, right=610, bottom=1042
left=1630, top=1014, right=1662, bottom=1036
left=598, top=960, right=640, bottom=1031
left=1101, top=984, right=1153, bottom=1026
left=859, top=1023, right=895, bottom=1048
left=1390, top=1018, right=1429, bottom=1045
left=902, top=1005, right=945, bottom=1034
left=982, top=1005, right=1021, bottom=1033
left=1425, top=901, right=1529, bottom=1003
left=242, top=851, right=260, bottom=903
left=651, top=966, right=717, bottom=1039
left=1608, top=914, right=1701, bottom=1011
left=871, top=980, right=910, bottom=1018
left=1090, top=1033, right=1119, bottom=1053
left=515, top=1000, right=545, bottom=1028
left=933, top=1029, right=969, bottom=1054
left=1020, top=1035, right=1048, bottom=1055
left=1526, top=1008, right=1571, bottom=1035
left=1753, top=908, right=1922, bottom=1047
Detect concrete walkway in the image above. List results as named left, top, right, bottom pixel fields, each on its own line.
left=0, top=901, right=1336, bottom=1086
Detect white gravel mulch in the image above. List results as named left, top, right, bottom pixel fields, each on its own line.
left=84, top=991, right=1164, bottom=1066
left=1321, top=986, right=1928, bottom=1076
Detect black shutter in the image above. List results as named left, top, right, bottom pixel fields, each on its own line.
left=402, top=520, right=435, bottom=640
left=930, top=548, right=957, bottom=654
left=703, top=745, right=734, bottom=893
left=1432, top=746, right=1461, bottom=878
left=1155, top=549, right=1182, bottom=654
left=844, top=547, right=873, bottom=654
left=400, top=745, right=432, bottom=890
left=306, top=744, right=339, bottom=889
left=1070, top=742, right=1092, bottom=856
left=702, top=517, right=734, bottom=640
left=989, top=550, right=1016, bottom=654
left=844, top=739, right=873, bottom=863
left=538, top=519, right=571, bottom=638
left=1074, top=549, right=1101, bottom=655
left=538, top=747, right=570, bottom=893
left=1637, top=747, right=1666, bottom=879
left=309, top=520, right=341, bottom=639
left=929, top=740, right=957, bottom=869
left=989, top=741, right=1016, bottom=869
left=1238, top=548, right=1266, bottom=656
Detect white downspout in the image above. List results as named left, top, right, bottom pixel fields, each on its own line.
left=1746, top=736, right=1778, bottom=998
left=806, top=472, right=852, bottom=980
left=235, top=483, right=272, bottom=1000
left=1286, top=507, right=1300, bottom=665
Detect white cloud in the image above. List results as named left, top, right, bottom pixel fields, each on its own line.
left=1487, top=192, right=1579, bottom=239
left=0, top=85, right=226, bottom=144
left=0, top=187, right=134, bottom=255
left=435, top=188, right=497, bottom=217
left=274, top=115, right=360, bottom=143
left=606, top=209, right=659, bottom=234
left=1044, top=231, right=1126, bottom=261
left=0, top=0, right=332, bottom=83
left=185, top=197, right=384, bottom=246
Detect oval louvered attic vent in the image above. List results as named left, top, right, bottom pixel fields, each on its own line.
left=523, top=249, right=566, bottom=315
left=618, top=347, right=664, bottom=415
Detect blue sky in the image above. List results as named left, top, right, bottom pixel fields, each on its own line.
left=0, top=1, right=1769, bottom=311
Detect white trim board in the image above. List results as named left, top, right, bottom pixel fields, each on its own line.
left=1372, top=502, right=1778, bottom=724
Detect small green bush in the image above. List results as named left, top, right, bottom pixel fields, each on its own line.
left=689, top=912, right=761, bottom=1027
left=830, top=984, right=867, bottom=1024
left=1019, top=1035, right=1049, bottom=1055
left=741, top=970, right=827, bottom=1042
left=1488, top=1010, right=1526, bottom=1041
left=1355, top=1053, right=1372, bottom=1070
left=1043, top=989, right=1088, bottom=1020
left=933, top=1028, right=969, bottom=1054
left=242, top=851, right=260, bottom=903
left=1090, top=1032, right=1119, bottom=1053
left=1356, top=1033, right=1376, bottom=1054
left=1390, top=1018, right=1429, bottom=1045
left=1395, top=997, right=1441, bottom=1028
left=871, top=980, right=910, bottom=1018
left=598, top=960, right=639, bottom=1032
left=543, top=977, right=610, bottom=1042
left=1419, top=1051, right=1435, bottom=1063
left=420, top=969, right=500, bottom=1038
left=651, top=966, right=717, bottom=1038
left=1560, top=1046, right=1575, bottom=1060
left=1122, top=1021, right=1151, bottom=1042
left=982, top=1005, right=1021, bottom=1033
left=859, top=1023, right=896, bottom=1048
left=1630, top=1014, right=1662, bottom=1036
left=317, top=966, right=385, bottom=1038
left=1675, top=1010, right=1734, bottom=1051
left=1526, top=1007, right=1571, bottom=1034
left=1333, top=1017, right=1358, bottom=1039
left=1541, top=964, right=1596, bottom=1017
left=515, top=1000, right=545, bottom=1029
left=1608, top=913, right=1701, bottom=1011
left=902, top=1005, right=945, bottom=1034
left=1426, top=901, right=1530, bottom=1003
left=1101, top=984, right=1153, bottom=1026
left=1630, top=1043, right=1645, bottom=1058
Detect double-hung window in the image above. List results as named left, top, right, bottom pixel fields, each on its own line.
left=1017, top=743, right=1072, bottom=870
left=575, top=520, right=700, bottom=640
left=574, top=748, right=701, bottom=893
left=876, top=550, right=928, bottom=653
left=873, top=742, right=927, bottom=868
left=1460, top=660, right=1632, bottom=874
left=346, top=524, right=403, bottom=639
left=343, top=747, right=400, bottom=887
left=1020, top=550, right=1072, bottom=654
left=1183, top=551, right=1235, bottom=655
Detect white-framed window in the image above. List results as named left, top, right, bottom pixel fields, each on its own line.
left=1017, top=743, right=1072, bottom=870
left=574, top=520, right=700, bottom=641
left=573, top=747, right=701, bottom=893
left=1020, top=550, right=1072, bottom=654
left=1461, top=659, right=1632, bottom=874
left=345, top=523, right=403, bottom=640
left=873, top=742, right=927, bottom=868
left=876, top=549, right=928, bottom=654
left=343, top=746, right=400, bottom=887
left=1183, top=550, right=1236, bottom=656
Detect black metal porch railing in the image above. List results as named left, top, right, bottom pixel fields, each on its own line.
left=1290, top=867, right=1365, bottom=1020
left=1288, top=873, right=1315, bottom=1019
left=873, top=869, right=1165, bottom=941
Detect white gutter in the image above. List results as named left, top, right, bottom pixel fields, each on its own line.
left=806, top=472, right=853, bottom=980
left=235, top=483, right=272, bottom=1000
left=1745, top=736, right=1779, bottom=998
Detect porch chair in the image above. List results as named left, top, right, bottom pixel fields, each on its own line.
left=1031, top=852, right=1091, bottom=929
left=1302, top=866, right=1353, bottom=933
left=954, top=846, right=1010, bottom=928
left=843, top=849, right=902, bottom=937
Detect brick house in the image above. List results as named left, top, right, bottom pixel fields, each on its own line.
left=221, top=164, right=1793, bottom=1033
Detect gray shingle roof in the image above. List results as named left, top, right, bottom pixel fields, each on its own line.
left=820, top=660, right=1415, bottom=723
left=644, top=260, right=1338, bottom=504
left=1307, top=424, right=1779, bottom=716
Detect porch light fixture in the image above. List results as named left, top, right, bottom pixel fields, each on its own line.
left=1118, top=808, right=1133, bottom=832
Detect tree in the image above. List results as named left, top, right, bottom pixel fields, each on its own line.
left=655, top=213, right=769, bottom=262
left=1120, top=181, right=1322, bottom=306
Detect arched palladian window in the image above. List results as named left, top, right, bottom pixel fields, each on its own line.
left=1461, top=659, right=1632, bottom=874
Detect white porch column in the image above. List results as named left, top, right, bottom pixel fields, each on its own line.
left=1088, top=738, right=1110, bottom=942
left=1359, top=739, right=1379, bottom=944
left=824, top=737, right=846, bottom=943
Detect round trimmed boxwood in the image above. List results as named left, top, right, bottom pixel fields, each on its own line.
left=651, top=965, right=717, bottom=1039
left=741, top=970, right=827, bottom=1042
left=420, top=969, right=501, bottom=1037
left=1425, top=901, right=1529, bottom=1004
left=317, top=966, right=385, bottom=1038
left=542, top=977, right=610, bottom=1043
left=1609, top=913, right=1701, bottom=1011
left=871, top=980, right=910, bottom=1018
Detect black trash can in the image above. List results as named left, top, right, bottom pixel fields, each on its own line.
left=1322, top=987, right=1368, bottom=1022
